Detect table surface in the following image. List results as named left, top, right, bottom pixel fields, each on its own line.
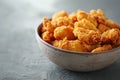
left=1, top=0, right=120, bottom=80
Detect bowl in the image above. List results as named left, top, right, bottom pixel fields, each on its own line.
left=36, top=23, right=120, bottom=72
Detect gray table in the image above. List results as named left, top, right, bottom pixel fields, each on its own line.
left=0, top=0, right=120, bottom=80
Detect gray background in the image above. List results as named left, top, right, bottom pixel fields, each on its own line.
left=0, top=0, right=120, bottom=80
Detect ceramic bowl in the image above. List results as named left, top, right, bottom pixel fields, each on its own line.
left=36, top=23, right=120, bottom=72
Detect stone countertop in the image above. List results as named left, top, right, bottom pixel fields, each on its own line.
left=0, top=0, right=120, bottom=80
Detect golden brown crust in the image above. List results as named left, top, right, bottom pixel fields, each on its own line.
left=69, top=12, right=77, bottom=23
left=98, top=24, right=111, bottom=33
left=52, top=10, right=68, bottom=19
left=74, top=19, right=97, bottom=30
left=41, top=9, right=120, bottom=53
left=42, top=31, right=54, bottom=43
left=42, top=17, right=55, bottom=32
left=91, top=44, right=112, bottom=53
left=100, top=28, right=119, bottom=44
left=51, top=16, right=73, bottom=27
left=52, top=39, right=88, bottom=52
left=73, top=27, right=100, bottom=45
left=54, top=26, right=75, bottom=40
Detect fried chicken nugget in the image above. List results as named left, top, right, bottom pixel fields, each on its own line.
left=61, top=40, right=88, bottom=52
left=92, top=9, right=120, bottom=28
left=83, top=44, right=100, bottom=52
left=53, top=38, right=99, bottom=52
left=98, top=24, right=111, bottom=33
left=103, top=19, right=120, bottom=29
left=73, top=27, right=100, bottom=45
left=42, top=31, right=54, bottom=43
left=77, top=10, right=88, bottom=20
left=52, top=10, right=68, bottom=19
left=101, top=28, right=119, bottom=44
left=90, top=9, right=107, bottom=25
left=54, top=26, right=75, bottom=40
left=51, top=16, right=73, bottom=27
left=90, top=9, right=106, bottom=19
left=77, top=10, right=98, bottom=26
left=41, top=9, right=120, bottom=53
left=96, top=18, right=120, bottom=29
left=52, top=39, right=88, bottom=52
left=74, top=19, right=97, bottom=31
left=52, top=39, right=64, bottom=48
left=112, top=30, right=120, bottom=47
left=42, top=17, right=54, bottom=32
left=91, top=44, right=112, bottom=53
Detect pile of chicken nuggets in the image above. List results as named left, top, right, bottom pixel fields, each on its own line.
left=41, top=9, right=120, bottom=53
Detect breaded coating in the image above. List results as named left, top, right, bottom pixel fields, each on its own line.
left=101, top=28, right=119, bottom=44
left=98, top=24, right=111, bottom=33
left=92, top=44, right=112, bottom=53
left=90, top=9, right=106, bottom=19
left=77, top=10, right=88, bottom=20
left=41, top=9, right=120, bottom=53
left=52, top=39, right=65, bottom=48
left=115, top=38, right=120, bottom=47
left=74, top=19, right=97, bottom=30
left=113, top=30, right=120, bottom=47
left=53, top=38, right=99, bottom=52
left=61, top=40, right=88, bottom=52
left=77, top=10, right=98, bottom=26
left=83, top=44, right=100, bottom=52
left=54, top=26, right=75, bottom=40
left=87, top=15, right=98, bottom=27
left=42, top=31, right=54, bottom=43
left=69, top=12, right=77, bottom=22
left=103, top=19, right=120, bottom=29
left=90, top=9, right=107, bottom=26
left=97, top=19, right=120, bottom=29
left=51, top=16, right=73, bottom=27
left=73, top=27, right=100, bottom=45
left=52, top=39, right=88, bottom=52
left=52, top=10, right=68, bottom=19
left=42, top=17, right=54, bottom=32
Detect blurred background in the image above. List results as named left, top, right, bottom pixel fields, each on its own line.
left=0, top=0, right=120, bottom=80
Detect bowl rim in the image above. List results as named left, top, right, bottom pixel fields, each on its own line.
left=36, top=23, right=120, bottom=56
